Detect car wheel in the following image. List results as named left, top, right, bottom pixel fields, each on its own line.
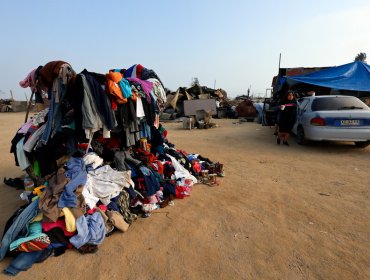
left=354, top=141, right=370, bottom=148
left=296, top=126, right=307, bottom=145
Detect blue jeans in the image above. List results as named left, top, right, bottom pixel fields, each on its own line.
left=3, top=249, right=52, bottom=276
left=0, top=198, right=40, bottom=261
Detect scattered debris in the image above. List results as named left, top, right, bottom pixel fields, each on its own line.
left=318, top=193, right=330, bottom=196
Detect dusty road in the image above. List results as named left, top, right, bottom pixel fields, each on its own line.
left=0, top=113, right=369, bottom=280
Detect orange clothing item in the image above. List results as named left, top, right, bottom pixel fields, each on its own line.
left=107, top=71, right=123, bottom=83
left=106, top=71, right=127, bottom=105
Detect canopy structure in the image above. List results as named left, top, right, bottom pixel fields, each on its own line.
left=286, top=61, right=370, bottom=92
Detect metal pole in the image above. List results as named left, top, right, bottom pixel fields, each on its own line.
left=278, top=53, right=281, bottom=71
left=273, top=53, right=282, bottom=99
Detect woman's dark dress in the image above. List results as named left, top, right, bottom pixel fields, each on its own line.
left=278, top=102, right=297, bottom=133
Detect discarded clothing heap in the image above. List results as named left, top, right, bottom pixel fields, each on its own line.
left=2, top=61, right=224, bottom=276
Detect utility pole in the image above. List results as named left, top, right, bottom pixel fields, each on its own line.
left=278, top=53, right=281, bottom=71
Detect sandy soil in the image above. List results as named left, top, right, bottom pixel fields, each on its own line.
left=0, top=112, right=369, bottom=280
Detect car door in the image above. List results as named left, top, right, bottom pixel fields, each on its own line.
left=292, top=98, right=310, bottom=133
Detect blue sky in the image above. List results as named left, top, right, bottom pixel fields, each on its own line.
left=0, top=0, right=369, bottom=100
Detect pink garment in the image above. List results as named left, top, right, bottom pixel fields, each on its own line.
left=148, top=194, right=159, bottom=204
left=18, top=120, right=33, bottom=134
left=281, top=103, right=296, bottom=108
left=19, top=68, right=37, bottom=92
left=42, top=218, right=75, bottom=237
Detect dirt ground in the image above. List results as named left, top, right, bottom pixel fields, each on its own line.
left=0, top=112, right=369, bottom=280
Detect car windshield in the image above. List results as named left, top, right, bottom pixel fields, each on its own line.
left=311, top=97, right=369, bottom=111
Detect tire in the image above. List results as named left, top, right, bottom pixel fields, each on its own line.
left=354, top=141, right=370, bottom=148
left=296, top=126, right=307, bottom=145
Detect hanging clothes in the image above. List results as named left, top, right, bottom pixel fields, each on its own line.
left=141, top=67, right=165, bottom=87
left=81, top=69, right=117, bottom=131
left=106, top=71, right=128, bottom=108
left=147, top=78, right=167, bottom=111
left=126, top=78, right=153, bottom=103
left=136, top=95, right=146, bottom=118
left=118, top=99, right=140, bottom=147
left=124, top=64, right=143, bottom=79
left=110, top=70, right=132, bottom=99
left=15, top=137, right=30, bottom=170
left=80, top=74, right=105, bottom=139
left=39, top=62, right=76, bottom=145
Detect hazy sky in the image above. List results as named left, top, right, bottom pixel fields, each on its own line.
left=1, top=0, right=369, bottom=100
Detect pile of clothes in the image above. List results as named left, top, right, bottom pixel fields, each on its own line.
left=1, top=61, right=224, bottom=276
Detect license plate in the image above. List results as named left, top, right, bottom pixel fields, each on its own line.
left=340, top=120, right=360, bottom=126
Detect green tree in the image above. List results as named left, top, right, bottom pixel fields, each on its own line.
left=354, top=52, right=367, bottom=62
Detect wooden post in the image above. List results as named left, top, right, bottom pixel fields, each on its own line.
left=24, top=91, right=34, bottom=123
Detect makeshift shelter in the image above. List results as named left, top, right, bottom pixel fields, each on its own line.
left=263, top=61, right=370, bottom=126
left=1, top=60, right=224, bottom=276
left=285, top=61, right=370, bottom=103
left=286, top=61, right=370, bottom=92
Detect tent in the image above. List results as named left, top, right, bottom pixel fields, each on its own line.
left=264, top=61, right=370, bottom=126
left=286, top=61, right=370, bottom=92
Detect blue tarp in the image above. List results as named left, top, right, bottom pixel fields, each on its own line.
left=286, top=61, right=370, bottom=92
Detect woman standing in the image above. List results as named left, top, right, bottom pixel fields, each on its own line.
left=277, top=91, right=297, bottom=146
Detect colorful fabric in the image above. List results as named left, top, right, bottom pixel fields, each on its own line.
left=109, top=70, right=132, bottom=99
left=9, top=221, right=47, bottom=251
left=126, top=78, right=153, bottom=101
left=15, top=236, right=50, bottom=252
left=42, top=218, right=75, bottom=237
left=106, top=71, right=127, bottom=106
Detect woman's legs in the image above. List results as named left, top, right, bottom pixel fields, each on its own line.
left=277, top=132, right=282, bottom=144
left=283, top=133, right=290, bottom=145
